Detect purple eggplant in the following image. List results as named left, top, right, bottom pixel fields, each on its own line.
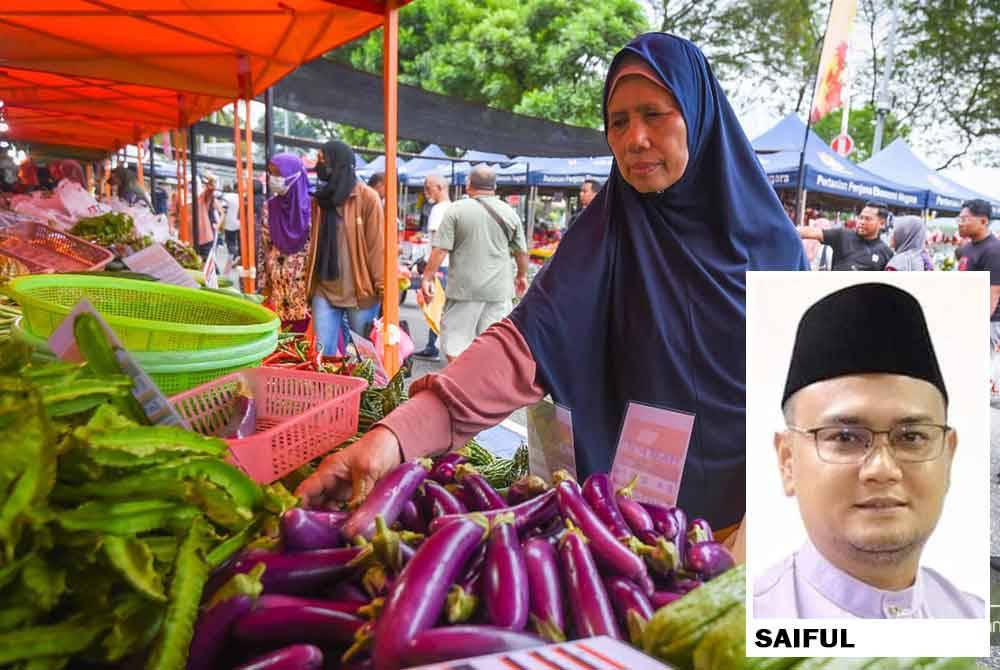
left=253, top=594, right=363, bottom=615
left=559, top=526, right=621, bottom=640
left=616, top=494, right=660, bottom=546
left=506, top=475, right=549, bottom=506
left=650, top=590, right=685, bottom=609
left=455, top=464, right=507, bottom=511
left=398, top=626, right=545, bottom=667
left=604, top=576, right=654, bottom=643
left=688, top=517, right=714, bottom=543
left=582, top=473, right=631, bottom=541
left=221, top=379, right=257, bottom=439
left=327, top=581, right=369, bottom=604
left=372, top=514, right=489, bottom=670
left=482, top=513, right=529, bottom=631
left=281, top=508, right=344, bottom=551
left=227, top=547, right=362, bottom=594
left=669, top=506, right=688, bottom=566
left=233, top=644, right=323, bottom=670
left=398, top=500, right=426, bottom=534
left=428, top=488, right=558, bottom=535
left=447, top=543, right=487, bottom=624
left=420, top=480, right=467, bottom=518
left=187, top=564, right=265, bottom=670
left=342, top=461, right=430, bottom=541
left=522, top=537, right=566, bottom=642
left=685, top=541, right=733, bottom=580
left=553, top=472, right=653, bottom=594
left=233, top=599, right=366, bottom=646
left=640, top=501, right=680, bottom=540
left=669, top=575, right=702, bottom=594
left=430, top=452, right=467, bottom=484
left=522, top=515, right=565, bottom=545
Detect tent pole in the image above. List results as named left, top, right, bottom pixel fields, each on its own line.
left=149, top=137, right=157, bottom=212
left=244, top=96, right=256, bottom=294
left=264, top=88, right=275, bottom=193
left=798, top=189, right=809, bottom=227
left=382, top=4, right=401, bottom=376
left=189, top=127, right=201, bottom=248
left=233, top=100, right=246, bottom=285
left=86, top=163, right=94, bottom=195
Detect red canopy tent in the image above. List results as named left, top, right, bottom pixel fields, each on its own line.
left=1, top=0, right=408, bottom=372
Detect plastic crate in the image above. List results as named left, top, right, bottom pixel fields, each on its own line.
left=0, top=221, right=113, bottom=273
left=170, top=368, right=368, bottom=484
left=8, top=274, right=279, bottom=351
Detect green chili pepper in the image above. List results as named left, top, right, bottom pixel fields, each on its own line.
left=0, top=617, right=107, bottom=664
left=103, top=536, right=167, bottom=602
left=146, top=516, right=213, bottom=670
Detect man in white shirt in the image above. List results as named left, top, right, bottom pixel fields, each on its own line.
left=413, top=174, right=451, bottom=360
left=221, top=182, right=241, bottom=261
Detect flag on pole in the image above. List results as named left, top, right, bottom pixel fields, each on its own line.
left=810, top=0, right=858, bottom=124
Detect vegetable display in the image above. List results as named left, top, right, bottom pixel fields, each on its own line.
left=0, top=337, right=293, bottom=669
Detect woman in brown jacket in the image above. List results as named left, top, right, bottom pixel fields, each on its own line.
left=306, top=140, right=385, bottom=355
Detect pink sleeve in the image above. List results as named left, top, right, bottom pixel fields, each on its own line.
left=377, top=318, right=546, bottom=460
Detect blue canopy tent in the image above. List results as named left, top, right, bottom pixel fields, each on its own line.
left=534, top=156, right=613, bottom=187
left=860, top=138, right=1000, bottom=217
left=357, top=154, right=409, bottom=182
left=752, top=113, right=926, bottom=211
left=462, top=149, right=510, bottom=163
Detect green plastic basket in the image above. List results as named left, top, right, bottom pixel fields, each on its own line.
left=13, top=318, right=278, bottom=396
left=8, top=274, right=279, bottom=352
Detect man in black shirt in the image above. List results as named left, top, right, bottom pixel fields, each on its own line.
left=798, top=202, right=894, bottom=270
left=956, top=198, right=1000, bottom=321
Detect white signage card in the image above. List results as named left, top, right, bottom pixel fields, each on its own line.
left=610, top=401, right=694, bottom=507
left=407, top=636, right=675, bottom=670
left=525, top=398, right=576, bottom=483
left=123, top=243, right=199, bottom=288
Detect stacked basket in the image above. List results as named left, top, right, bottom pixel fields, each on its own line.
left=8, top=274, right=280, bottom=395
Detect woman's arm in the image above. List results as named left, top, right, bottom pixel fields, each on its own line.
left=379, top=318, right=546, bottom=459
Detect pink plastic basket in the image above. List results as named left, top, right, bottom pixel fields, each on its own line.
left=170, top=367, right=368, bottom=484
left=0, top=221, right=113, bottom=273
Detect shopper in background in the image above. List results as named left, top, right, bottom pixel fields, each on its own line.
left=221, top=182, right=242, bottom=261
left=419, top=165, right=528, bottom=363
left=368, top=172, right=386, bottom=202
left=306, top=140, right=385, bottom=354
left=413, top=173, right=452, bottom=361
left=262, top=153, right=312, bottom=331
left=195, top=175, right=222, bottom=260
left=298, top=33, right=808, bottom=559
left=799, top=202, right=893, bottom=270
left=956, top=199, right=1000, bottom=321
left=112, top=165, right=152, bottom=210
left=885, top=215, right=931, bottom=271
left=568, top=178, right=601, bottom=229
left=57, top=160, right=87, bottom=189
left=16, top=158, right=40, bottom=193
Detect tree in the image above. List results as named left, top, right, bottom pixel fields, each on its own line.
left=812, top=103, right=909, bottom=162
left=329, top=0, right=650, bottom=141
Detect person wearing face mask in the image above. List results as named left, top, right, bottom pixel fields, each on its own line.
left=305, top=140, right=385, bottom=355
left=296, top=33, right=807, bottom=554
left=262, top=154, right=312, bottom=331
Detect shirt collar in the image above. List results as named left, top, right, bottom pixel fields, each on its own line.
left=797, top=541, right=925, bottom=618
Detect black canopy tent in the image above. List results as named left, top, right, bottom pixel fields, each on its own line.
left=266, top=58, right=610, bottom=158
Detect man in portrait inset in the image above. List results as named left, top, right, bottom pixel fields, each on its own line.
left=754, top=283, right=984, bottom=618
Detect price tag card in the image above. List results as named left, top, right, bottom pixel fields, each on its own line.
left=123, top=243, right=199, bottom=288
left=408, top=636, right=675, bottom=670
left=48, top=299, right=189, bottom=428
left=526, top=398, right=576, bottom=483
left=610, top=401, right=694, bottom=507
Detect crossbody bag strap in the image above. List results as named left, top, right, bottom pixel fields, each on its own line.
left=474, top=196, right=514, bottom=247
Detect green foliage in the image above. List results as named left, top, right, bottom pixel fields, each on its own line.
left=812, top=103, right=910, bottom=162
left=330, top=0, right=649, bottom=133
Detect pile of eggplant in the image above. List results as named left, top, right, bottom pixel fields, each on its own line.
left=188, top=453, right=736, bottom=670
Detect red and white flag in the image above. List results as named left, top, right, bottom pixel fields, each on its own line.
left=810, top=0, right=858, bottom=124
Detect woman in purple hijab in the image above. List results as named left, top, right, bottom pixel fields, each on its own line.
left=262, top=153, right=312, bottom=330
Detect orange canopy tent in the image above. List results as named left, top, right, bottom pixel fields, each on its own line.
left=0, top=0, right=409, bottom=372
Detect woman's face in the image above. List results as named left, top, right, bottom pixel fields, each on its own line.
left=606, top=75, right=689, bottom=193
left=267, top=162, right=281, bottom=177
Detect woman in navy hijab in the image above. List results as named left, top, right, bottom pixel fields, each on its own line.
left=298, top=33, right=807, bottom=545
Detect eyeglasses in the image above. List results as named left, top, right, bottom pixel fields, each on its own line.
left=787, top=424, right=950, bottom=464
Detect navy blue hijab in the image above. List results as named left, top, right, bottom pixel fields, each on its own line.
left=509, top=33, right=807, bottom=529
